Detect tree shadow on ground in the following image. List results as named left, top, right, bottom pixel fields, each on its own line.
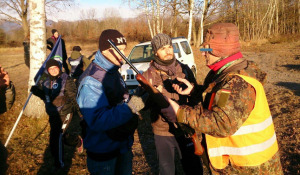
left=282, top=64, right=300, bottom=71
left=276, top=82, right=300, bottom=96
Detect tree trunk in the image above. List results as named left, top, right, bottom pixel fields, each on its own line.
left=22, top=13, right=30, bottom=68
left=151, top=0, right=156, bottom=36
left=268, top=0, right=275, bottom=36
left=21, top=0, right=30, bottom=68
left=192, top=18, right=197, bottom=45
left=298, top=0, right=300, bottom=33
left=144, top=0, right=154, bottom=38
left=24, top=0, right=46, bottom=117
left=187, top=0, right=194, bottom=43
left=196, top=0, right=208, bottom=48
left=174, top=14, right=178, bottom=37
left=156, top=0, right=160, bottom=33
left=275, top=0, right=279, bottom=35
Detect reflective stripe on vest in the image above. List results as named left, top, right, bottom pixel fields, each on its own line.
left=206, top=74, right=278, bottom=169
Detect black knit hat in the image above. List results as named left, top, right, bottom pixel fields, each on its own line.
left=46, top=59, right=61, bottom=73
left=73, top=46, right=81, bottom=51
left=98, top=29, right=127, bottom=52
left=151, top=33, right=172, bottom=54
left=52, top=29, right=58, bottom=35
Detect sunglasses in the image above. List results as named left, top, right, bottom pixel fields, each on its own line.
left=199, top=48, right=213, bottom=52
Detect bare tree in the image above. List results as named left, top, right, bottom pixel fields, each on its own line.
left=0, top=0, right=29, bottom=41
left=0, top=0, right=74, bottom=41
left=199, top=0, right=209, bottom=46
left=144, top=0, right=154, bottom=37
left=24, top=0, right=46, bottom=117
left=102, top=8, right=122, bottom=30
left=0, top=0, right=74, bottom=68
left=126, top=0, right=164, bottom=38
left=187, top=0, right=194, bottom=43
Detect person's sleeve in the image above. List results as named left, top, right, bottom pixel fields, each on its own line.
left=187, top=84, right=204, bottom=106
left=5, top=81, right=15, bottom=110
left=46, top=38, right=53, bottom=51
left=65, top=77, right=81, bottom=115
left=76, top=77, right=133, bottom=132
left=67, top=60, right=71, bottom=74
left=82, top=56, right=91, bottom=71
left=30, top=84, right=46, bottom=100
left=183, top=65, right=202, bottom=106
left=61, top=39, right=70, bottom=74
left=177, top=76, right=256, bottom=137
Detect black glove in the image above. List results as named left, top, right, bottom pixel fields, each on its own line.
left=30, top=85, right=45, bottom=100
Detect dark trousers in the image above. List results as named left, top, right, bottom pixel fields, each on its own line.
left=49, top=114, right=64, bottom=168
left=175, top=134, right=203, bottom=175
left=49, top=112, right=80, bottom=168
left=154, top=135, right=203, bottom=175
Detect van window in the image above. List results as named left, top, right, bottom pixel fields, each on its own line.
left=129, top=44, right=154, bottom=63
left=172, top=43, right=181, bottom=58
left=180, top=41, right=192, bottom=54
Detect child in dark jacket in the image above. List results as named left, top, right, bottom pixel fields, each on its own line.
left=30, top=59, right=83, bottom=170
left=67, top=46, right=91, bottom=82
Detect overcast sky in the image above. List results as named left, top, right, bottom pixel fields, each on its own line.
left=48, top=0, right=141, bottom=21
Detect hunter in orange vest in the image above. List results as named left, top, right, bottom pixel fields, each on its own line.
left=161, top=23, right=283, bottom=174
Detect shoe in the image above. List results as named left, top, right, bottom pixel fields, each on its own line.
left=77, top=136, right=83, bottom=154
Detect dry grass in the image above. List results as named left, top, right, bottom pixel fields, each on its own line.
left=0, top=47, right=24, bottom=54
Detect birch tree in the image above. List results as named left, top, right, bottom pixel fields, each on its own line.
left=24, top=0, right=46, bottom=117
left=187, top=0, right=194, bottom=43
left=199, top=0, right=208, bottom=46
left=144, top=0, right=154, bottom=37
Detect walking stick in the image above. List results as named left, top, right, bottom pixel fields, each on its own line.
left=5, top=93, right=33, bottom=147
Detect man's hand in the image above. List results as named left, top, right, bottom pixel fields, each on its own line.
left=0, top=65, right=10, bottom=89
left=161, top=97, right=179, bottom=123
left=172, top=77, right=193, bottom=95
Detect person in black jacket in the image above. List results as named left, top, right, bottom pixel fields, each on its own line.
left=30, top=59, right=82, bottom=171
left=47, top=29, right=70, bottom=74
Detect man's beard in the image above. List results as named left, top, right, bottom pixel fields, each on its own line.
left=164, top=54, right=174, bottom=60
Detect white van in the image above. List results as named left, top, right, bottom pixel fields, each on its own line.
left=120, top=36, right=196, bottom=91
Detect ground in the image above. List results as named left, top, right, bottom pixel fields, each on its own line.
left=0, top=40, right=299, bottom=174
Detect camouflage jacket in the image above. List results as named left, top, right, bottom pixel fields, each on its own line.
left=177, top=59, right=283, bottom=174
left=0, top=81, right=15, bottom=114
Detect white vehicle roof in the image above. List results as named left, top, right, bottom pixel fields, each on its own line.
left=134, top=37, right=188, bottom=46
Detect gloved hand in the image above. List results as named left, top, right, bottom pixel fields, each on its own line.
left=30, top=85, right=45, bottom=100
left=127, top=93, right=149, bottom=114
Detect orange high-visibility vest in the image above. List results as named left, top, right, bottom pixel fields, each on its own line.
left=206, top=74, right=279, bottom=169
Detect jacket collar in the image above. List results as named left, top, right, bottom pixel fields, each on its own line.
left=94, top=50, right=119, bottom=73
